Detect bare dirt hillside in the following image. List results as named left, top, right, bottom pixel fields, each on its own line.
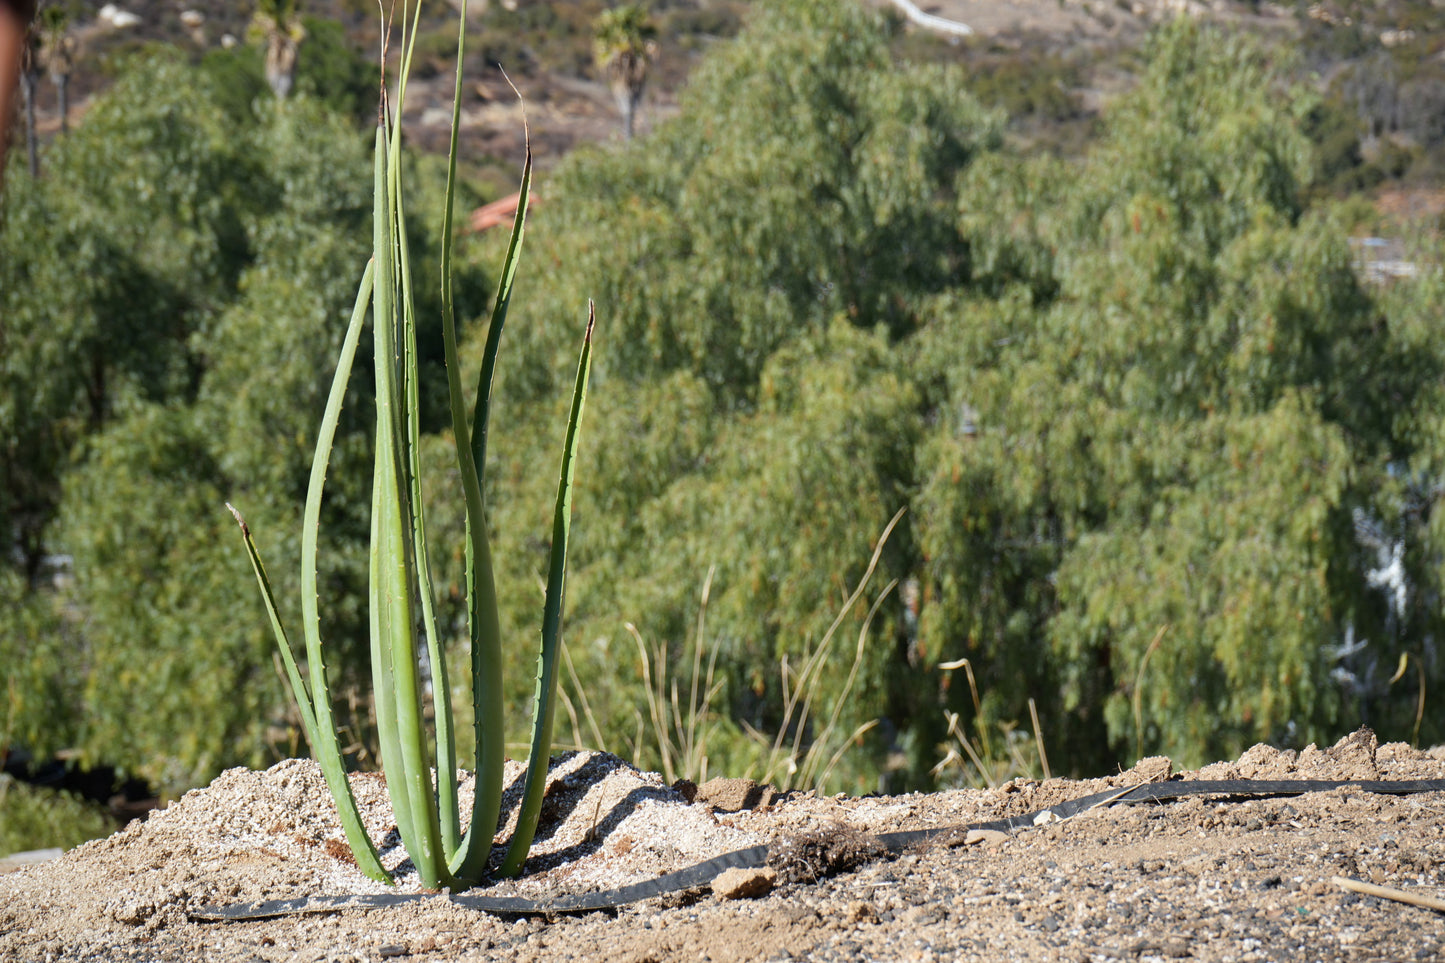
left=21, top=0, right=1298, bottom=170
left=2, top=728, right=1443, bottom=961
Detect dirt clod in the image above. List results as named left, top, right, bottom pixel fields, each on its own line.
left=693, top=777, right=779, bottom=813
left=710, top=867, right=777, bottom=900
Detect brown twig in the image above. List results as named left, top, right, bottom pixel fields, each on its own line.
left=1332, top=876, right=1445, bottom=913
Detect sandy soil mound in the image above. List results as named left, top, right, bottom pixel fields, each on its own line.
left=3, top=729, right=1444, bottom=961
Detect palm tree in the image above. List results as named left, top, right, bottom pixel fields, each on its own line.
left=248, top=0, right=306, bottom=100
left=593, top=4, right=657, bottom=141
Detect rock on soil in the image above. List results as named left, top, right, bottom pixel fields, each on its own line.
left=3, top=730, right=1445, bottom=961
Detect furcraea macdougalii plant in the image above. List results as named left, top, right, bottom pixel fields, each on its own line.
left=227, top=0, right=594, bottom=888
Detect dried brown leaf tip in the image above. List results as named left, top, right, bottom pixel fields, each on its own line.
left=224, top=502, right=250, bottom=536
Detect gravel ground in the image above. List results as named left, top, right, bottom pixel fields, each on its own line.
left=2, top=728, right=1443, bottom=962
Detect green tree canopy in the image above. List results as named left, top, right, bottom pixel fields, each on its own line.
left=915, top=22, right=1425, bottom=767
left=6, top=4, right=1441, bottom=799
left=0, top=49, right=482, bottom=793
left=464, top=0, right=1001, bottom=789
left=477, top=11, right=1442, bottom=783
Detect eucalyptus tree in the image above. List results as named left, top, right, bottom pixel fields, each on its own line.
left=0, top=50, right=404, bottom=793
left=8, top=0, right=1436, bottom=802
left=915, top=20, right=1429, bottom=768
left=450, top=0, right=1003, bottom=791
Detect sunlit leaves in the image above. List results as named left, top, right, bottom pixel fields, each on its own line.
left=916, top=19, right=1417, bottom=768
left=0, top=59, right=383, bottom=793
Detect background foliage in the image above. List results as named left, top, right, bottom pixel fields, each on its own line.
left=3, top=0, right=1443, bottom=826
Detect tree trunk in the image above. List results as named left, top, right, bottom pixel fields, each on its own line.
left=622, top=91, right=636, bottom=141
left=54, top=74, right=67, bottom=134
left=20, top=65, right=36, bottom=177
left=47, top=34, right=73, bottom=136
left=608, top=55, right=647, bottom=141
left=265, top=34, right=298, bottom=99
